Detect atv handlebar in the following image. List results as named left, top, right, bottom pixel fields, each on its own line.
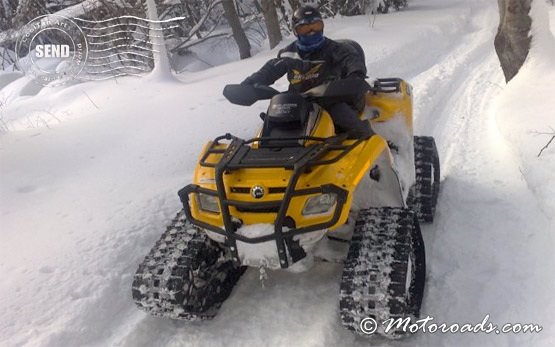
left=223, top=84, right=280, bottom=106
left=223, top=78, right=371, bottom=107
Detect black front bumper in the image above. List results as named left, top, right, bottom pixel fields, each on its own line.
left=179, top=183, right=348, bottom=268
left=178, top=133, right=360, bottom=268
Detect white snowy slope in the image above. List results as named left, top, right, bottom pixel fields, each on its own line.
left=1, top=0, right=554, bottom=346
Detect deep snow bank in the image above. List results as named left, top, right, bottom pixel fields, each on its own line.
left=494, top=1, right=555, bottom=219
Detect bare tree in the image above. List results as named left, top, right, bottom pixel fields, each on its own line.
left=494, top=0, right=532, bottom=82
left=287, top=0, right=301, bottom=8
left=0, top=0, right=16, bottom=30
left=181, top=0, right=203, bottom=38
left=222, top=0, right=251, bottom=59
left=13, top=0, right=44, bottom=27
left=260, top=0, right=282, bottom=48
left=0, top=0, right=102, bottom=54
left=144, top=0, right=176, bottom=79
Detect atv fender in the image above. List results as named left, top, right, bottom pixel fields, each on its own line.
left=303, top=134, right=404, bottom=230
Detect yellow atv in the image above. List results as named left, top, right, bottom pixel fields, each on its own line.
left=132, top=77, right=440, bottom=338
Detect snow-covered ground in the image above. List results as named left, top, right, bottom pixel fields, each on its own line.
left=1, top=0, right=554, bottom=346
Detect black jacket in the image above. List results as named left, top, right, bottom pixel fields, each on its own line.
left=242, top=38, right=367, bottom=93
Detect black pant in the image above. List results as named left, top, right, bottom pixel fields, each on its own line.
left=325, top=102, right=373, bottom=138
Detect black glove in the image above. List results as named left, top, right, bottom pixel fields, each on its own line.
left=241, top=77, right=256, bottom=85
left=349, top=122, right=374, bottom=139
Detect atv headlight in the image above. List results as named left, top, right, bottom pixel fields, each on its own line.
left=302, top=193, right=337, bottom=216
left=197, top=193, right=220, bottom=213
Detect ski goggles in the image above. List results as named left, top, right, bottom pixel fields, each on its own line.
left=294, top=20, right=324, bottom=35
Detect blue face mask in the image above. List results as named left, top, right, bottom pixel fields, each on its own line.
left=296, top=31, right=325, bottom=52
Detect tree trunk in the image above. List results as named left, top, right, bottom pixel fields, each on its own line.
left=275, top=0, right=289, bottom=29
left=260, top=0, right=282, bottom=49
left=287, top=0, right=300, bottom=11
left=494, top=0, right=532, bottom=82
left=13, top=0, right=42, bottom=27
left=144, top=0, right=175, bottom=80
left=1, top=0, right=15, bottom=30
left=0, top=0, right=102, bottom=51
left=222, top=0, right=251, bottom=59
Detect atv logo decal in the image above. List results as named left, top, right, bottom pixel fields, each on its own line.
left=251, top=185, right=265, bottom=199
left=199, top=178, right=216, bottom=184
left=271, top=103, right=297, bottom=115
left=290, top=64, right=323, bottom=85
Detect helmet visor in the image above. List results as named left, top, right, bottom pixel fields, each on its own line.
left=295, top=21, right=324, bottom=36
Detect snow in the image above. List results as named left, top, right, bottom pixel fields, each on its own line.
left=494, top=0, right=555, bottom=218
left=1, top=0, right=555, bottom=346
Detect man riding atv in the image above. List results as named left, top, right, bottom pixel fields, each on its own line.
left=241, top=5, right=372, bottom=138
left=132, top=5, right=441, bottom=339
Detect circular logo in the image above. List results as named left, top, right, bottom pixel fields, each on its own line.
left=359, top=317, right=378, bottom=335
left=15, top=15, right=88, bottom=86
left=251, top=185, right=265, bottom=199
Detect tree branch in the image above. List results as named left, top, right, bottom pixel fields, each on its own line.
left=538, top=136, right=555, bottom=157
left=177, top=32, right=230, bottom=51
left=532, top=127, right=555, bottom=157
left=170, top=5, right=224, bottom=54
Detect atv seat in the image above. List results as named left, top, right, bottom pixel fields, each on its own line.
left=261, top=93, right=317, bottom=147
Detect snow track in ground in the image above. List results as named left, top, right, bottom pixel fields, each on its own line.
left=416, top=49, right=555, bottom=347
left=408, top=3, right=555, bottom=346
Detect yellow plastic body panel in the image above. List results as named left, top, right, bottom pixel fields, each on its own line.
left=308, top=109, right=335, bottom=139
left=190, top=135, right=389, bottom=231
left=189, top=80, right=415, bottom=233
left=366, top=79, right=413, bottom=130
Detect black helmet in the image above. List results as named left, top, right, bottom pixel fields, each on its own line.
left=292, top=5, right=323, bottom=29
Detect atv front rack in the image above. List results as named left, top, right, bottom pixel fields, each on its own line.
left=197, top=133, right=362, bottom=169
left=179, top=133, right=365, bottom=268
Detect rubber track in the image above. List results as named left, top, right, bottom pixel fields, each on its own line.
left=132, top=209, right=245, bottom=320
left=410, top=136, right=440, bottom=223
left=339, top=207, right=425, bottom=338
